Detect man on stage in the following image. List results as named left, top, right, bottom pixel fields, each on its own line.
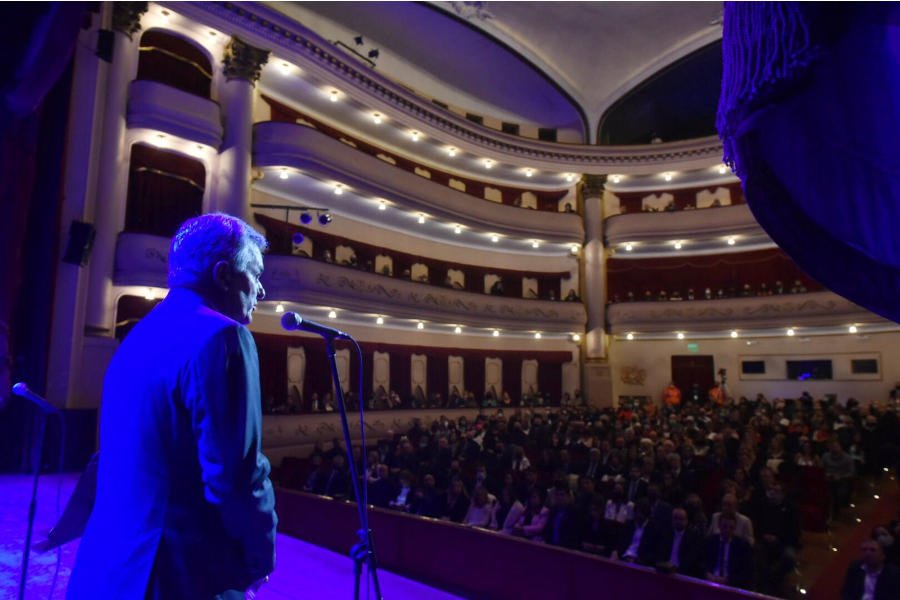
left=68, top=214, right=277, bottom=599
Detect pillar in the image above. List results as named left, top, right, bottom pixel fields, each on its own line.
left=84, top=1, right=147, bottom=333
left=214, top=37, right=269, bottom=222
left=581, top=174, right=614, bottom=407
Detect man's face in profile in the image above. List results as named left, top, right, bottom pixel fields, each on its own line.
left=220, top=245, right=265, bottom=324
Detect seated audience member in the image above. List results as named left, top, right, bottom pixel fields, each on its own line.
left=655, top=507, right=704, bottom=577
left=547, top=486, right=581, bottom=550
left=440, top=478, right=470, bottom=523
left=684, top=493, right=709, bottom=534
left=613, top=499, right=657, bottom=565
left=513, top=488, right=550, bottom=542
left=605, top=483, right=634, bottom=524
left=324, top=454, right=349, bottom=499
left=625, top=465, right=648, bottom=503
left=823, top=438, right=855, bottom=517
left=496, top=486, right=526, bottom=534
left=367, top=464, right=395, bottom=508
left=841, top=538, right=900, bottom=600
left=582, top=497, right=614, bottom=556
left=412, top=474, right=443, bottom=519
left=388, top=470, right=415, bottom=512
left=709, top=493, right=755, bottom=546
left=703, top=513, right=754, bottom=589
left=464, top=485, right=498, bottom=529
left=303, top=454, right=328, bottom=495
left=757, top=483, right=801, bottom=593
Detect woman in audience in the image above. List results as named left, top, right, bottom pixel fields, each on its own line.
left=513, top=488, right=549, bottom=542
left=496, top=485, right=525, bottom=534
left=464, top=484, right=498, bottom=529
left=440, top=477, right=470, bottom=523
left=604, top=483, right=634, bottom=523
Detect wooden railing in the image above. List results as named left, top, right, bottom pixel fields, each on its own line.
left=275, top=488, right=777, bottom=600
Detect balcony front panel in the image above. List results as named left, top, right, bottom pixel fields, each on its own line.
left=253, top=122, right=583, bottom=243
left=605, top=204, right=772, bottom=256
left=263, top=255, right=586, bottom=333
left=126, top=80, right=223, bottom=148
left=607, top=292, right=881, bottom=334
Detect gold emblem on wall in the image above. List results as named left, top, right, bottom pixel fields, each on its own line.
left=620, top=366, right=647, bottom=386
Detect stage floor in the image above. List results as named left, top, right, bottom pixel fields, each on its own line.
left=0, top=473, right=464, bottom=600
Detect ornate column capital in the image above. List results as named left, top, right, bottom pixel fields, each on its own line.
left=581, top=174, right=607, bottom=198
left=111, top=2, right=148, bottom=40
left=223, top=37, right=270, bottom=84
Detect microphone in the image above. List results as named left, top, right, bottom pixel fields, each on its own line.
left=281, top=312, right=349, bottom=340
left=12, top=382, right=61, bottom=415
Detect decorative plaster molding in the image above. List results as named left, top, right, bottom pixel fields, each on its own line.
left=581, top=174, right=607, bottom=199
left=112, top=2, right=148, bottom=39
left=620, top=366, right=647, bottom=385
left=607, top=291, right=883, bottom=332
left=169, top=1, right=724, bottom=173
left=223, top=36, right=270, bottom=83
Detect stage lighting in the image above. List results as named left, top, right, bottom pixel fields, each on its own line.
left=368, top=49, right=380, bottom=59
left=292, top=232, right=304, bottom=245
left=300, top=212, right=312, bottom=225
left=318, top=213, right=333, bottom=226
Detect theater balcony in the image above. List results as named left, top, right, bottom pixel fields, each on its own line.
left=605, top=203, right=772, bottom=257
left=112, top=232, right=587, bottom=333
left=606, top=291, right=885, bottom=336
left=126, top=79, right=223, bottom=148
left=252, top=121, right=583, bottom=244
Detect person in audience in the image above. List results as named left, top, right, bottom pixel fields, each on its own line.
left=823, top=438, right=856, bottom=518
left=547, top=486, right=581, bottom=549
left=440, top=477, right=469, bottom=523
left=841, top=537, right=900, bottom=600
left=367, top=463, right=395, bottom=508
left=757, top=482, right=801, bottom=594
left=464, top=484, right=498, bottom=529
left=703, top=512, right=754, bottom=588
left=412, top=473, right=443, bottom=519
left=655, top=507, right=704, bottom=577
left=512, top=488, right=550, bottom=542
left=496, top=485, right=526, bottom=534
left=605, top=483, right=634, bottom=523
left=324, top=454, right=349, bottom=499
left=303, top=454, right=329, bottom=495
left=709, top=493, right=755, bottom=546
left=613, top=499, right=657, bottom=565
left=388, top=470, right=415, bottom=512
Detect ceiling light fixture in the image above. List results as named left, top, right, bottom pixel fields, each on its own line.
left=664, top=173, right=673, bottom=182
left=328, top=310, right=337, bottom=319
left=329, top=89, right=340, bottom=102
left=490, top=234, right=499, bottom=243
left=372, top=112, right=382, bottom=125
left=674, top=241, right=683, bottom=250
left=454, top=225, right=462, bottom=234
left=377, top=200, right=387, bottom=211
left=626, top=332, right=634, bottom=340
left=718, top=164, right=728, bottom=175
left=677, top=332, right=685, bottom=340
left=727, top=237, right=736, bottom=245
left=447, top=147, right=457, bottom=157
left=524, top=168, right=533, bottom=177
left=376, top=316, right=384, bottom=325
left=417, top=322, right=424, bottom=330
left=417, top=214, right=426, bottom=224
left=730, top=330, right=738, bottom=338
left=279, top=169, right=288, bottom=180
left=570, top=244, right=580, bottom=254
left=492, top=330, right=500, bottom=337
left=572, top=333, right=581, bottom=342
left=534, top=332, right=542, bottom=339
left=848, top=325, right=858, bottom=334
left=454, top=326, right=462, bottom=334
left=275, top=303, right=285, bottom=313
left=483, top=159, right=493, bottom=169
left=565, top=173, right=576, bottom=182
left=531, top=240, right=540, bottom=249
left=786, top=328, right=795, bottom=336
left=333, top=184, right=344, bottom=195
left=611, top=175, right=621, bottom=184
left=624, top=243, right=633, bottom=252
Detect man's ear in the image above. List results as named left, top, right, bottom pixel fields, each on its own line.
left=212, top=260, right=232, bottom=291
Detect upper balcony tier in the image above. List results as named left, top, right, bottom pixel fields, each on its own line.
left=174, top=2, right=725, bottom=175
left=605, top=204, right=773, bottom=257
left=113, top=232, right=586, bottom=333
left=252, top=121, right=584, bottom=246
left=607, top=292, right=887, bottom=336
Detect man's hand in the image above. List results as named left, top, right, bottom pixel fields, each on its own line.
left=245, top=575, right=268, bottom=599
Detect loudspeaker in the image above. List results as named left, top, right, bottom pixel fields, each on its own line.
left=96, top=29, right=114, bottom=63
left=62, top=220, right=96, bottom=266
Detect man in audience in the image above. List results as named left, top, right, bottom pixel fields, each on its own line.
left=547, top=485, right=581, bottom=549
left=324, top=454, right=349, bottom=499
left=757, top=482, right=801, bottom=593
left=841, top=538, right=900, bottom=600
left=703, top=513, right=754, bottom=588
left=823, top=438, right=856, bottom=518
left=655, top=507, right=704, bottom=577
left=709, top=492, right=755, bottom=546
left=613, top=499, right=657, bottom=565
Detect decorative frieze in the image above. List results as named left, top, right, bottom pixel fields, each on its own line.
left=111, top=1, right=148, bottom=39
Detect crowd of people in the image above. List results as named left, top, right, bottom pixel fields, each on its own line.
left=291, top=388, right=900, bottom=596
left=610, top=278, right=811, bottom=304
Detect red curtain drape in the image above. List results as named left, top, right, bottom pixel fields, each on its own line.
left=464, top=356, right=485, bottom=398
left=125, top=144, right=204, bottom=238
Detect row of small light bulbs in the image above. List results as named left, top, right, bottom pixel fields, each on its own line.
left=621, top=236, right=739, bottom=252
left=272, top=303, right=582, bottom=341
left=624, top=325, right=861, bottom=340
left=272, top=167, right=581, bottom=254
left=321, top=86, right=580, bottom=182
left=274, top=58, right=732, bottom=186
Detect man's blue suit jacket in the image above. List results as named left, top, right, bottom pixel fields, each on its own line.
left=67, top=287, right=277, bottom=599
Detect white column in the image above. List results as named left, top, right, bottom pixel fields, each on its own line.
left=83, top=3, right=146, bottom=333
left=213, top=37, right=269, bottom=222
left=582, top=175, right=614, bottom=407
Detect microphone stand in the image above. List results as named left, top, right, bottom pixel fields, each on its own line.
left=12, top=383, right=61, bottom=600
left=322, top=334, right=383, bottom=600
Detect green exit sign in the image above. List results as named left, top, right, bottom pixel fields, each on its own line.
left=686, top=343, right=699, bottom=353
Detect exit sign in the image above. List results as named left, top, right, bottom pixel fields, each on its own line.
left=687, top=343, right=699, bottom=353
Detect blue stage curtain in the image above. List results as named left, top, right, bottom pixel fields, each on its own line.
left=718, top=2, right=900, bottom=323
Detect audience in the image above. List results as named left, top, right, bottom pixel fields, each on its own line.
left=841, top=538, right=900, bottom=600
left=288, top=390, right=900, bottom=594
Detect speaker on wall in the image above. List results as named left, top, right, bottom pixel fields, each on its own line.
left=62, top=220, right=96, bottom=267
